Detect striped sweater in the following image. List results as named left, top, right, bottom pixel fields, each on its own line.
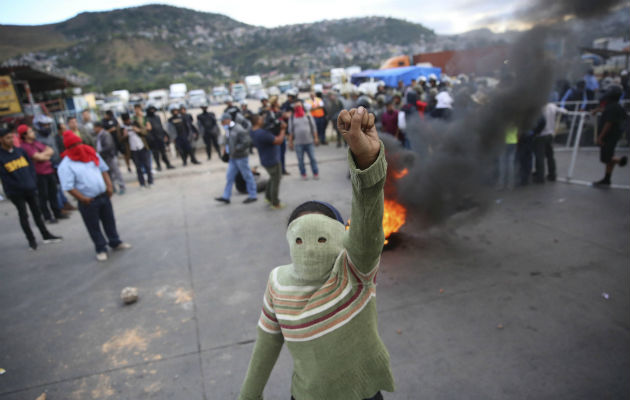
left=239, top=143, right=395, bottom=400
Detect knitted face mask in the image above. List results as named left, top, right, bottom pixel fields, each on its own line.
left=286, top=214, right=345, bottom=282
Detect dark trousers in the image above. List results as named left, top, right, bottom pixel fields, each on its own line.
left=176, top=137, right=198, bottom=165
left=151, top=140, right=172, bottom=170
left=37, top=173, right=62, bottom=220
left=263, top=162, right=282, bottom=206
left=280, top=139, right=287, bottom=173
left=292, top=391, right=382, bottom=400
left=9, top=190, right=51, bottom=242
left=533, top=135, right=556, bottom=181
left=78, top=193, right=121, bottom=253
left=315, top=116, right=327, bottom=144
left=131, top=148, right=153, bottom=186
left=517, top=135, right=533, bottom=185
left=203, top=133, right=221, bottom=160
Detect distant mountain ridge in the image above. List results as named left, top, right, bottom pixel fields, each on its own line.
left=1, top=4, right=627, bottom=92
left=0, top=4, right=435, bottom=91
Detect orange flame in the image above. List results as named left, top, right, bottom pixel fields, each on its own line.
left=383, top=199, right=407, bottom=245
left=392, top=168, right=409, bottom=179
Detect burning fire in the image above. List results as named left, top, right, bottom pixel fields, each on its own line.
left=345, top=167, right=409, bottom=246
left=383, top=200, right=407, bottom=245
left=392, top=168, right=409, bottom=179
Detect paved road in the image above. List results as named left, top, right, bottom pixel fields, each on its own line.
left=0, top=144, right=628, bottom=399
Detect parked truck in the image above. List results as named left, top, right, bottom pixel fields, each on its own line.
left=169, top=83, right=187, bottom=102
left=245, top=75, right=263, bottom=98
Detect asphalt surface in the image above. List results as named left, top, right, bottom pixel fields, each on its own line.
left=0, top=143, right=628, bottom=400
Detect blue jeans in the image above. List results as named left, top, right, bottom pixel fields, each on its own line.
left=78, top=193, right=121, bottom=253
left=222, top=157, right=257, bottom=199
left=295, top=143, right=319, bottom=176
left=497, top=143, right=516, bottom=188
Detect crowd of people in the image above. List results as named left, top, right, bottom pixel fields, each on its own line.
left=1, top=67, right=628, bottom=256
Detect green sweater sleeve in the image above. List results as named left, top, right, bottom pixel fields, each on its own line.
left=344, top=141, right=387, bottom=274
left=238, top=327, right=284, bottom=400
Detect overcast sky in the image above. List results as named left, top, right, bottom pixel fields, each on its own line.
left=0, top=0, right=533, bottom=34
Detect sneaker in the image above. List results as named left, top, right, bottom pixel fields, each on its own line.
left=29, top=239, right=37, bottom=250
left=547, top=175, right=556, bottom=182
left=215, top=197, right=230, bottom=204
left=313, top=174, right=320, bottom=181
left=113, top=242, right=132, bottom=251
left=167, top=165, right=175, bottom=169
left=43, top=234, right=63, bottom=244
left=192, top=160, right=201, bottom=165
left=119, top=188, right=126, bottom=195
left=243, top=197, right=258, bottom=204
left=301, top=175, right=308, bottom=181
left=271, top=202, right=286, bottom=210
left=282, top=171, right=290, bottom=176
left=46, top=218, right=58, bottom=224
left=96, top=252, right=108, bottom=262
left=620, top=156, right=628, bottom=167
left=56, top=212, right=70, bottom=220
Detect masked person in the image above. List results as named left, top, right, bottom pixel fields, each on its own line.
left=238, top=107, right=394, bottom=400
left=146, top=106, right=174, bottom=170
left=0, top=128, right=63, bottom=250
left=57, top=131, right=131, bottom=261
left=167, top=105, right=201, bottom=166
left=197, top=106, right=221, bottom=161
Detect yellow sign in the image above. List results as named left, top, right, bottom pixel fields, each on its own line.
left=0, top=75, right=22, bottom=117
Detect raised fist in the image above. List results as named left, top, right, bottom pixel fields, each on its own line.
left=337, top=107, right=380, bottom=169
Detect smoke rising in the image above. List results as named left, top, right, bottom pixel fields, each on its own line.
left=516, top=0, right=626, bottom=24
left=384, top=1, right=623, bottom=229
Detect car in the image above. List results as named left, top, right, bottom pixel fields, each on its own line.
left=278, top=81, right=294, bottom=94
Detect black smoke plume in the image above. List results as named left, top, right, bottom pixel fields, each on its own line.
left=384, top=1, right=623, bottom=229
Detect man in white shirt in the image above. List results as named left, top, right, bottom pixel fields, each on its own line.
left=534, top=102, right=567, bottom=182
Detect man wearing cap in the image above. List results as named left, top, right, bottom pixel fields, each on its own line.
left=197, top=106, right=221, bottom=161
left=57, top=131, right=131, bottom=261
left=167, top=105, right=201, bottom=166
left=0, top=128, right=63, bottom=250
left=146, top=106, right=174, bottom=170
left=215, top=113, right=258, bottom=204
left=19, top=124, right=69, bottom=223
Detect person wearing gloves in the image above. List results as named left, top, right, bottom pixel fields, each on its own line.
left=215, top=113, right=258, bottom=204
left=238, top=106, right=394, bottom=400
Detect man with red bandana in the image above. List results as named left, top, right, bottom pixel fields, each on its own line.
left=57, top=131, right=131, bottom=261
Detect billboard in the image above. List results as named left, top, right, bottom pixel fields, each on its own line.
left=0, top=75, right=22, bottom=116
